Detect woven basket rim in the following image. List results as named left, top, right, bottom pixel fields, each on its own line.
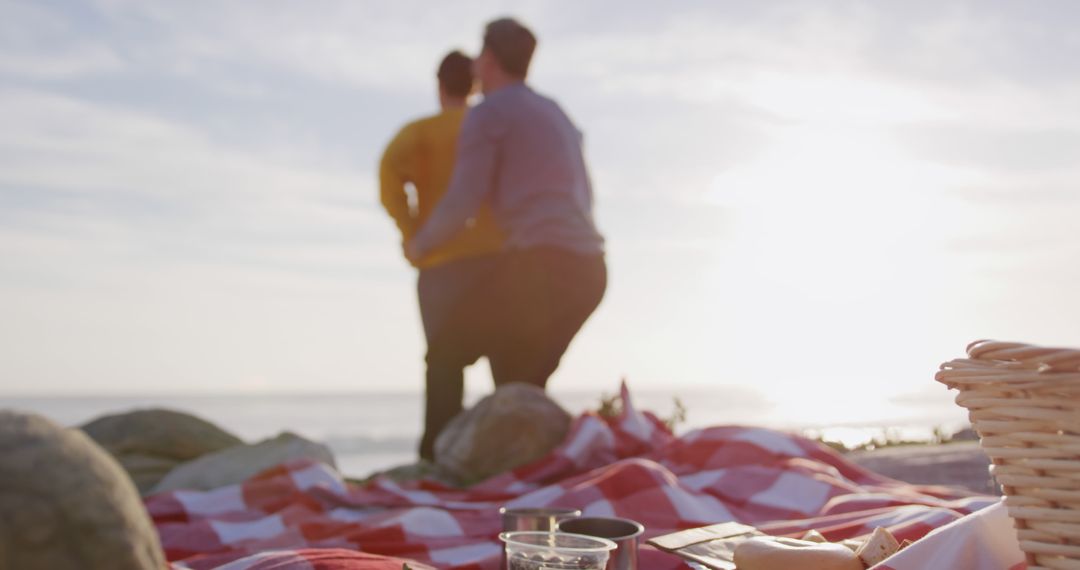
left=938, top=340, right=1080, bottom=566
left=965, top=340, right=1080, bottom=371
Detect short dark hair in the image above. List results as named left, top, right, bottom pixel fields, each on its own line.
left=437, top=50, right=474, bottom=98
left=482, top=18, right=537, bottom=78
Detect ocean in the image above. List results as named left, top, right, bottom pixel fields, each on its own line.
left=0, top=388, right=970, bottom=478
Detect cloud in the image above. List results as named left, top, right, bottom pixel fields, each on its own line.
left=0, top=83, right=416, bottom=394
left=0, top=43, right=124, bottom=79
left=858, top=1, right=1080, bottom=87
left=81, top=0, right=497, bottom=90
left=898, top=124, right=1080, bottom=174
left=0, top=87, right=373, bottom=206
left=0, top=86, right=403, bottom=296
left=0, top=2, right=125, bottom=79
left=3, top=0, right=1080, bottom=399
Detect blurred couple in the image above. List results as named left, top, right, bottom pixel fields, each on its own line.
left=378, top=18, right=606, bottom=461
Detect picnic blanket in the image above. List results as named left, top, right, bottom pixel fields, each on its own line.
left=148, top=383, right=999, bottom=569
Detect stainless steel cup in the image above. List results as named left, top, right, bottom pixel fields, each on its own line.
left=500, top=508, right=583, bottom=569
left=500, top=506, right=582, bottom=532
left=557, top=516, right=644, bottom=570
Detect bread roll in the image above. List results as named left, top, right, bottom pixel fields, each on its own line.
left=733, top=536, right=863, bottom=570
left=801, top=530, right=828, bottom=543
left=855, top=527, right=901, bottom=567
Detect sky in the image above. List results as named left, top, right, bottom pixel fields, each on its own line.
left=1, top=0, right=1079, bottom=428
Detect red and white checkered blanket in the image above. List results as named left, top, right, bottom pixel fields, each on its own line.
left=148, top=383, right=997, bottom=569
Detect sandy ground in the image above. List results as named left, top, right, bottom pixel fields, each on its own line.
left=849, top=441, right=1000, bottom=495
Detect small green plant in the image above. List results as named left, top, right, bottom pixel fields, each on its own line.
left=597, top=391, right=622, bottom=418
left=664, top=397, right=687, bottom=431
left=594, top=389, right=687, bottom=431
left=932, top=425, right=950, bottom=445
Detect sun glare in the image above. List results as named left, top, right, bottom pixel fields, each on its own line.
left=694, top=74, right=994, bottom=407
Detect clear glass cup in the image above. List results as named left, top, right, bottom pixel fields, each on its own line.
left=500, top=531, right=616, bottom=570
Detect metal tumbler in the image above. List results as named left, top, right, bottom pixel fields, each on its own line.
left=557, top=516, right=644, bottom=570
left=500, top=506, right=582, bottom=532
left=500, top=507, right=583, bottom=570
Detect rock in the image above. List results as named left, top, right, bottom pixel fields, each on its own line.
left=81, top=408, right=243, bottom=462
left=80, top=408, right=244, bottom=494
left=152, top=431, right=336, bottom=493
left=116, top=453, right=181, bottom=494
left=434, top=383, right=571, bottom=484
left=950, top=427, right=980, bottom=442
left=356, top=460, right=461, bottom=487
left=0, top=410, right=167, bottom=569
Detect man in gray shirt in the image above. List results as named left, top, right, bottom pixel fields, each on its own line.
left=408, top=17, right=606, bottom=390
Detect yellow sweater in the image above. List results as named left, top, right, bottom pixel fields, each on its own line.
left=379, top=108, right=503, bottom=268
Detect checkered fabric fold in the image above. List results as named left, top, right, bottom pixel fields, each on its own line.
left=150, top=383, right=998, bottom=569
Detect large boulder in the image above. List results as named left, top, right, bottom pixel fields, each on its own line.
left=152, top=431, right=336, bottom=494
left=80, top=408, right=243, bottom=494
left=114, top=453, right=180, bottom=494
left=434, top=383, right=572, bottom=484
left=0, top=410, right=167, bottom=569
left=81, top=408, right=243, bottom=462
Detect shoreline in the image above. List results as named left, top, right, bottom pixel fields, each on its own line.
left=2, top=391, right=989, bottom=490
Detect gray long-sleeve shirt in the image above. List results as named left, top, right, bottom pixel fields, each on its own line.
left=410, top=82, right=605, bottom=257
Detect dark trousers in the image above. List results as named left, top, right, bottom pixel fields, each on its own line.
left=488, top=247, right=607, bottom=388
left=417, top=254, right=499, bottom=461
left=416, top=247, right=607, bottom=460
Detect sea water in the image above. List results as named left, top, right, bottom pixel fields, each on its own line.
left=0, top=388, right=967, bottom=478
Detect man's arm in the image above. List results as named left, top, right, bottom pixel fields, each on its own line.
left=379, top=125, right=417, bottom=240
left=579, top=129, right=595, bottom=211
left=409, top=107, right=501, bottom=259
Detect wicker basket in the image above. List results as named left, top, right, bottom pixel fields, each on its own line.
left=937, top=340, right=1080, bottom=570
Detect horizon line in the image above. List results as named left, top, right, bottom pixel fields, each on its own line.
left=0, top=385, right=715, bottom=399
